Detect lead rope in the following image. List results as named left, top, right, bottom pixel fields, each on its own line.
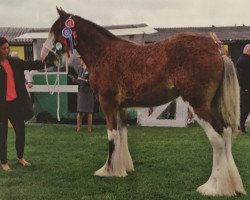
left=56, top=60, right=61, bottom=121
left=42, top=44, right=68, bottom=122
left=44, top=61, right=61, bottom=121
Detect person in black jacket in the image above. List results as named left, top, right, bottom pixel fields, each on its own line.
left=0, top=37, right=46, bottom=171
left=235, top=44, right=250, bottom=133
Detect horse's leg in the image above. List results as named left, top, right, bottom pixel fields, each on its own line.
left=117, top=109, right=134, bottom=172
left=193, top=109, right=246, bottom=196
left=94, top=98, right=127, bottom=177
left=223, top=127, right=246, bottom=194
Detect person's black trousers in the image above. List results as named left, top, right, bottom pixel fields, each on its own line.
left=240, top=90, right=250, bottom=132
left=0, top=99, right=25, bottom=164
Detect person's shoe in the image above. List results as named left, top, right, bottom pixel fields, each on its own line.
left=17, top=158, right=31, bottom=167
left=1, top=163, right=12, bottom=172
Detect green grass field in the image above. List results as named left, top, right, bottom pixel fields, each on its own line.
left=0, top=124, right=249, bottom=200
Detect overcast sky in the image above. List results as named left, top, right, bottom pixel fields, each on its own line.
left=1, top=0, right=250, bottom=28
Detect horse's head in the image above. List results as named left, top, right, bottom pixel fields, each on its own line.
left=41, top=7, right=78, bottom=65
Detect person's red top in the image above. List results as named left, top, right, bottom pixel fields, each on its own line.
left=1, top=59, right=17, bottom=101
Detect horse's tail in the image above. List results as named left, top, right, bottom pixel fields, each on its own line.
left=218, top=55, right=240, bottom=130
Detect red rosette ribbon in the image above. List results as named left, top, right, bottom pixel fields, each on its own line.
left=65, top=18, right=75, bottom=28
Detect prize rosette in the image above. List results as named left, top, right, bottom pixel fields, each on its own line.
left=65, top=18, right=75, bottom=28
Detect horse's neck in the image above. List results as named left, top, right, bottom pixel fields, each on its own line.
left=76, top=36, right=106, bottom=66
left=76, top=21, right=119, bottom=67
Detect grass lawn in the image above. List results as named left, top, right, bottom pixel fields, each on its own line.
left=0, top=123, right=249, bottom=200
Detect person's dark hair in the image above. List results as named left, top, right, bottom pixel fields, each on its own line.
left=0, top=37, right=8, bottom=46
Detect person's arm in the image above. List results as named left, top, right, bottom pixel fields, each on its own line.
left=235, top=56, right=244, bottom=81
left=77, top=76, right=89, bottom=82
left=68, top=74, right=80, bottom=84
left=235, top=56, right=250, bottom=88
left=22, top=60, right=46, bottom=70
left=76, top=68, right=89, bottom=83
left=16, top=57, right=53, bottom=71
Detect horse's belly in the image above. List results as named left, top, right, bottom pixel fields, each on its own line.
left=121, top=86, right=179, bottom=107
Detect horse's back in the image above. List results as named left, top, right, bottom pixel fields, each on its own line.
left=165, top=33, right=224, bottom=106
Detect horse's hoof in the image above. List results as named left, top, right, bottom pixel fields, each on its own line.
left=197, top=182, right=237, bottom=197
left=94, top=165, right=127, bottom=177
left=125, top=165, right=134, bottom=172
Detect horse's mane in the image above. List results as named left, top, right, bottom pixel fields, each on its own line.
left=74, top=15, right=122, bottom=41
left=50, top=11, right=131, bottom=44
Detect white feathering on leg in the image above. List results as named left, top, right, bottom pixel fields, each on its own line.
left=94, top=129, right=127, bottom=177
left=120, top=126, right=134, bottom=172
left=195, top=118, right=245, bottom=196
left=223, top=128, right=246, bottom=194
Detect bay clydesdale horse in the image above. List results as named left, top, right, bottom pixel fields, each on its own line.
left=40, top=8, right=246, bottom=196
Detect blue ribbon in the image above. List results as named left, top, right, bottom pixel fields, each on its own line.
left=62, top=27, right=74, bottom=53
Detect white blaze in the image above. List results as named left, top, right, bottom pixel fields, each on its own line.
left=40, top=33, right=55, bottom=61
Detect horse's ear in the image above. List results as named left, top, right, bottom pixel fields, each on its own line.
left=56, top=6, right=67, bottom=18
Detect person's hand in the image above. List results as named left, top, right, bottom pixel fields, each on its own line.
left=26, top=82, right=33, bottom=88
left=73, top=78, right=79, bottom=84
left=77, top=77, right=88, bottom=82
left=42, top=56, right=55, bottom=68
left=77, top=77, right=84, bottom=81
